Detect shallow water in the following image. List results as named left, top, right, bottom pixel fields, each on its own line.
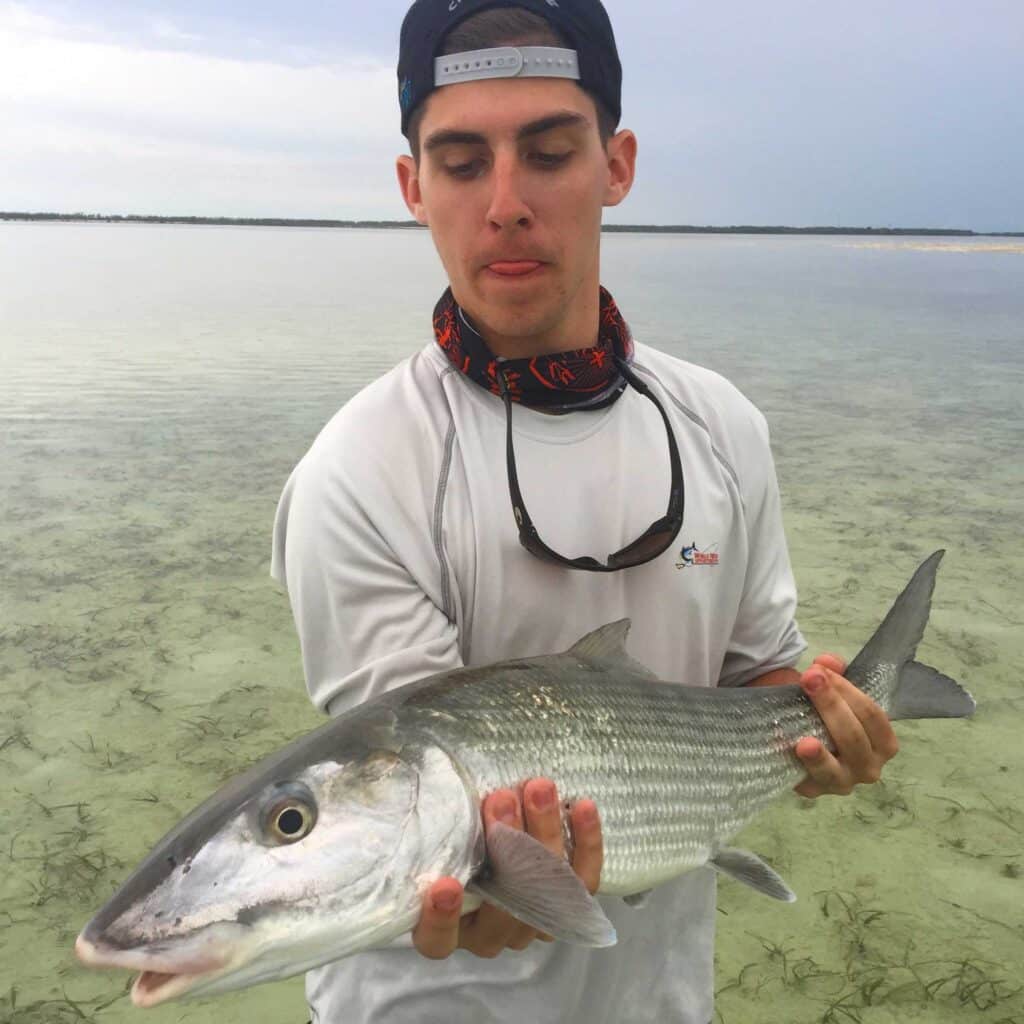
left=1, top=224, right=1022, bottom=1023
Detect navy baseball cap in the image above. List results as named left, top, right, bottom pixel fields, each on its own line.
left=397, top=0, right=622, bottom=137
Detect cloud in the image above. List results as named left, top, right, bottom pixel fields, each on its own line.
left=147, top=17, right=203, bottom=45
left=2, top=1, right=1020, bottom=227
left=0, top=2, right=409, bottom=217
left=1, top=0, right=62, bottom=36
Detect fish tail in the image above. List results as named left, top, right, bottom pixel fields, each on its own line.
left=845, top=551, right=976, bottom=721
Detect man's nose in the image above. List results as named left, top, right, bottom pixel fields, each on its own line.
left=486, top=153, right=534, bottom=230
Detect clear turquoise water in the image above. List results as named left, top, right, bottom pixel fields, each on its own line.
left=2, top=224, right=1022, bottom=1023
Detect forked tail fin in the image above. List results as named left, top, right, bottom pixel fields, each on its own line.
left=845, top=551, right=976, bottom=721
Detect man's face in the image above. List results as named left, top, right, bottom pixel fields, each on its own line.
left=397, top=78, right=635, bottom=349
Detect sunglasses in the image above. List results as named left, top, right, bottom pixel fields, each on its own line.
left=497, top=357, right=684, bottom=572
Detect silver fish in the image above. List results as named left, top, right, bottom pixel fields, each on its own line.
left=76, top=551, right=974, bottom=1007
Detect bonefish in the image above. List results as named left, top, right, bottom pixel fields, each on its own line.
left=76, top=551, right=974, bottom=1006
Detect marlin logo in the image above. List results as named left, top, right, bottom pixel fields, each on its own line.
left=676, top=542, right=720, bottom=570
left=399, top=77, right=413, bottom=112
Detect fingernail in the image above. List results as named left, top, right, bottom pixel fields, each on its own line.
left=494, top=793, right=518, bottom=826
left=433, top=890, right=459, bottom=913
left=803, top=671, right=826, bottom=695
left=530, top=781, right=555, bottom=811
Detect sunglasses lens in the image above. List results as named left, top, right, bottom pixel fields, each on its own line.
left=520, top=531, right=605, bottom=571
left=607, top=527, right=677, bottom=570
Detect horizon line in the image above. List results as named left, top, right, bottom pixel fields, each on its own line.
left=2, top=211, right=1022, bottom=237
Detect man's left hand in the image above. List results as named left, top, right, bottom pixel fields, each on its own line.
left=794, top=654, right=900, bottom=798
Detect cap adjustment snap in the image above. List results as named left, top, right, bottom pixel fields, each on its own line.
left=434, top=46, right=582, bottom=87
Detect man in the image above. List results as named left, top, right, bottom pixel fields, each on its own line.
left=271, top=2, right=899, bottom=1021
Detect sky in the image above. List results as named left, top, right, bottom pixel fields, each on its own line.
left=1, top=1, right=1022, bottom=230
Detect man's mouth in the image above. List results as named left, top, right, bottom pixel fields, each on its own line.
left=486, top=260, right=545, bottom=277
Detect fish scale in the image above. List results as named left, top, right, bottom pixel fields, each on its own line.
left=402, top=663, right=835, bottom=893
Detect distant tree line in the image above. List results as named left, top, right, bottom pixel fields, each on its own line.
left=0, top=212, right=423, bottom=229
left=604, top=225, right=985, bottom=236
left=2, top=211, right=1020, bottom=236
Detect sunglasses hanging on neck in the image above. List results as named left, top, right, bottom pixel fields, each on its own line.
left=497, top=357, right=684, bottom=573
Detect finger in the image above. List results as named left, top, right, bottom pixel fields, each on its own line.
left=459, top=902, right=536, bottom=956
left=794, top=777, right=825, bottom=799
left=523, top=778, right=564, bottom=856
left=826, top=674, right=900, bottom=762
left=461, top=789, right=537, bottom=956
left=793, top=736, right=853, bottom=797
left=505, top=929, right=541, bottom=951
left=810, top=667, right=899, bottom=768
left=801, top=667, right=879, bottom=783
left=482, top=786, right=523, bottom=831
left=812, top=652, right=847, bottom=675
left=413, top=877, right=464, bottom=960
left=568, top=799, right=603, bottom=895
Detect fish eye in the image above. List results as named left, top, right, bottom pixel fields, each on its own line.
left=260, top=783, right=317, bottom=845
left=270, top=801, right=314, bottom=843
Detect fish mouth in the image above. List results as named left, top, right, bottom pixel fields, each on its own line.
left=131, top=969, right=212, bottom=1007
left=75, top=931, right=239, bottom=1007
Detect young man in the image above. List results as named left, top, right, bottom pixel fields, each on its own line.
left=271, top=2, right=899, bottom=1021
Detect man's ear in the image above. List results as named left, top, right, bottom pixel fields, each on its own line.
left=602, top=129, right=637, bottom=209
left=397, top=155, right=429, bottom=225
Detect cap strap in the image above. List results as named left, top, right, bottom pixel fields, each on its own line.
left=435, top=46, right=580, bottom=87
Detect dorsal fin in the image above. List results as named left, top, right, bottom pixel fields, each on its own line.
left=567, top=620, right=657, bottom=679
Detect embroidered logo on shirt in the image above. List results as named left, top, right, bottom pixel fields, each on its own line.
left=676, top=542, right=720, bottom=570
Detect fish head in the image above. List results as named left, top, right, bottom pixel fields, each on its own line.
left=76, top=714, right=480, bottom=1006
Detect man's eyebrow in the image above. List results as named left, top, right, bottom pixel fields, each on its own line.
left=423, top=129, right=487, bottom=152
left=517, top=111, right=588, bottom=139
left=423, top=112, right=589, bottom=153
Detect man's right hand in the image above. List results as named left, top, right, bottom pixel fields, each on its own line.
left=412, top=778, right=603, bottom=960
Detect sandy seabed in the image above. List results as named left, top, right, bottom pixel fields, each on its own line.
left=2, top=228, right=1021, bottom=1024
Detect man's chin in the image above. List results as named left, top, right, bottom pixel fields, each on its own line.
left=478, top=318, right=561, bottom=354
left=463, top=287, right=564, bottom=345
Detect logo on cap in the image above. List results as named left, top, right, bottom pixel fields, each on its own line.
left=400, top=77, right=413, bottom=111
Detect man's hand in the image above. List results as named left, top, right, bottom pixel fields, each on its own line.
left=793, top=654, right=900, bottom=797
left=412, top=778, right=603, bottom=960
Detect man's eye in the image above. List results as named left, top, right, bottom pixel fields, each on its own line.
left=530, top=151, right=571, bottom=168
left=444, top=159, right=484, bottom=179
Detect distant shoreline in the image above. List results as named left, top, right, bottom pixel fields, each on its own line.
left=2, top=212, right=1021, bottom=237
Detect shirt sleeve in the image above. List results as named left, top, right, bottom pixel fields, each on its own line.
left=717, top=407, right=806, bottom=688
left=270, top=433, right=463, bottom=717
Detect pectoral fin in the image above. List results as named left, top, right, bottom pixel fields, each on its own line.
left=467, top=822, right=617, bottom=947
left=623, top=889, right=653, bottom=908
left=710, top=847, right=796, bottom=902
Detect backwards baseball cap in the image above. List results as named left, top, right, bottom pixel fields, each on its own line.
left=397, top=0, right=622, bottom=137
